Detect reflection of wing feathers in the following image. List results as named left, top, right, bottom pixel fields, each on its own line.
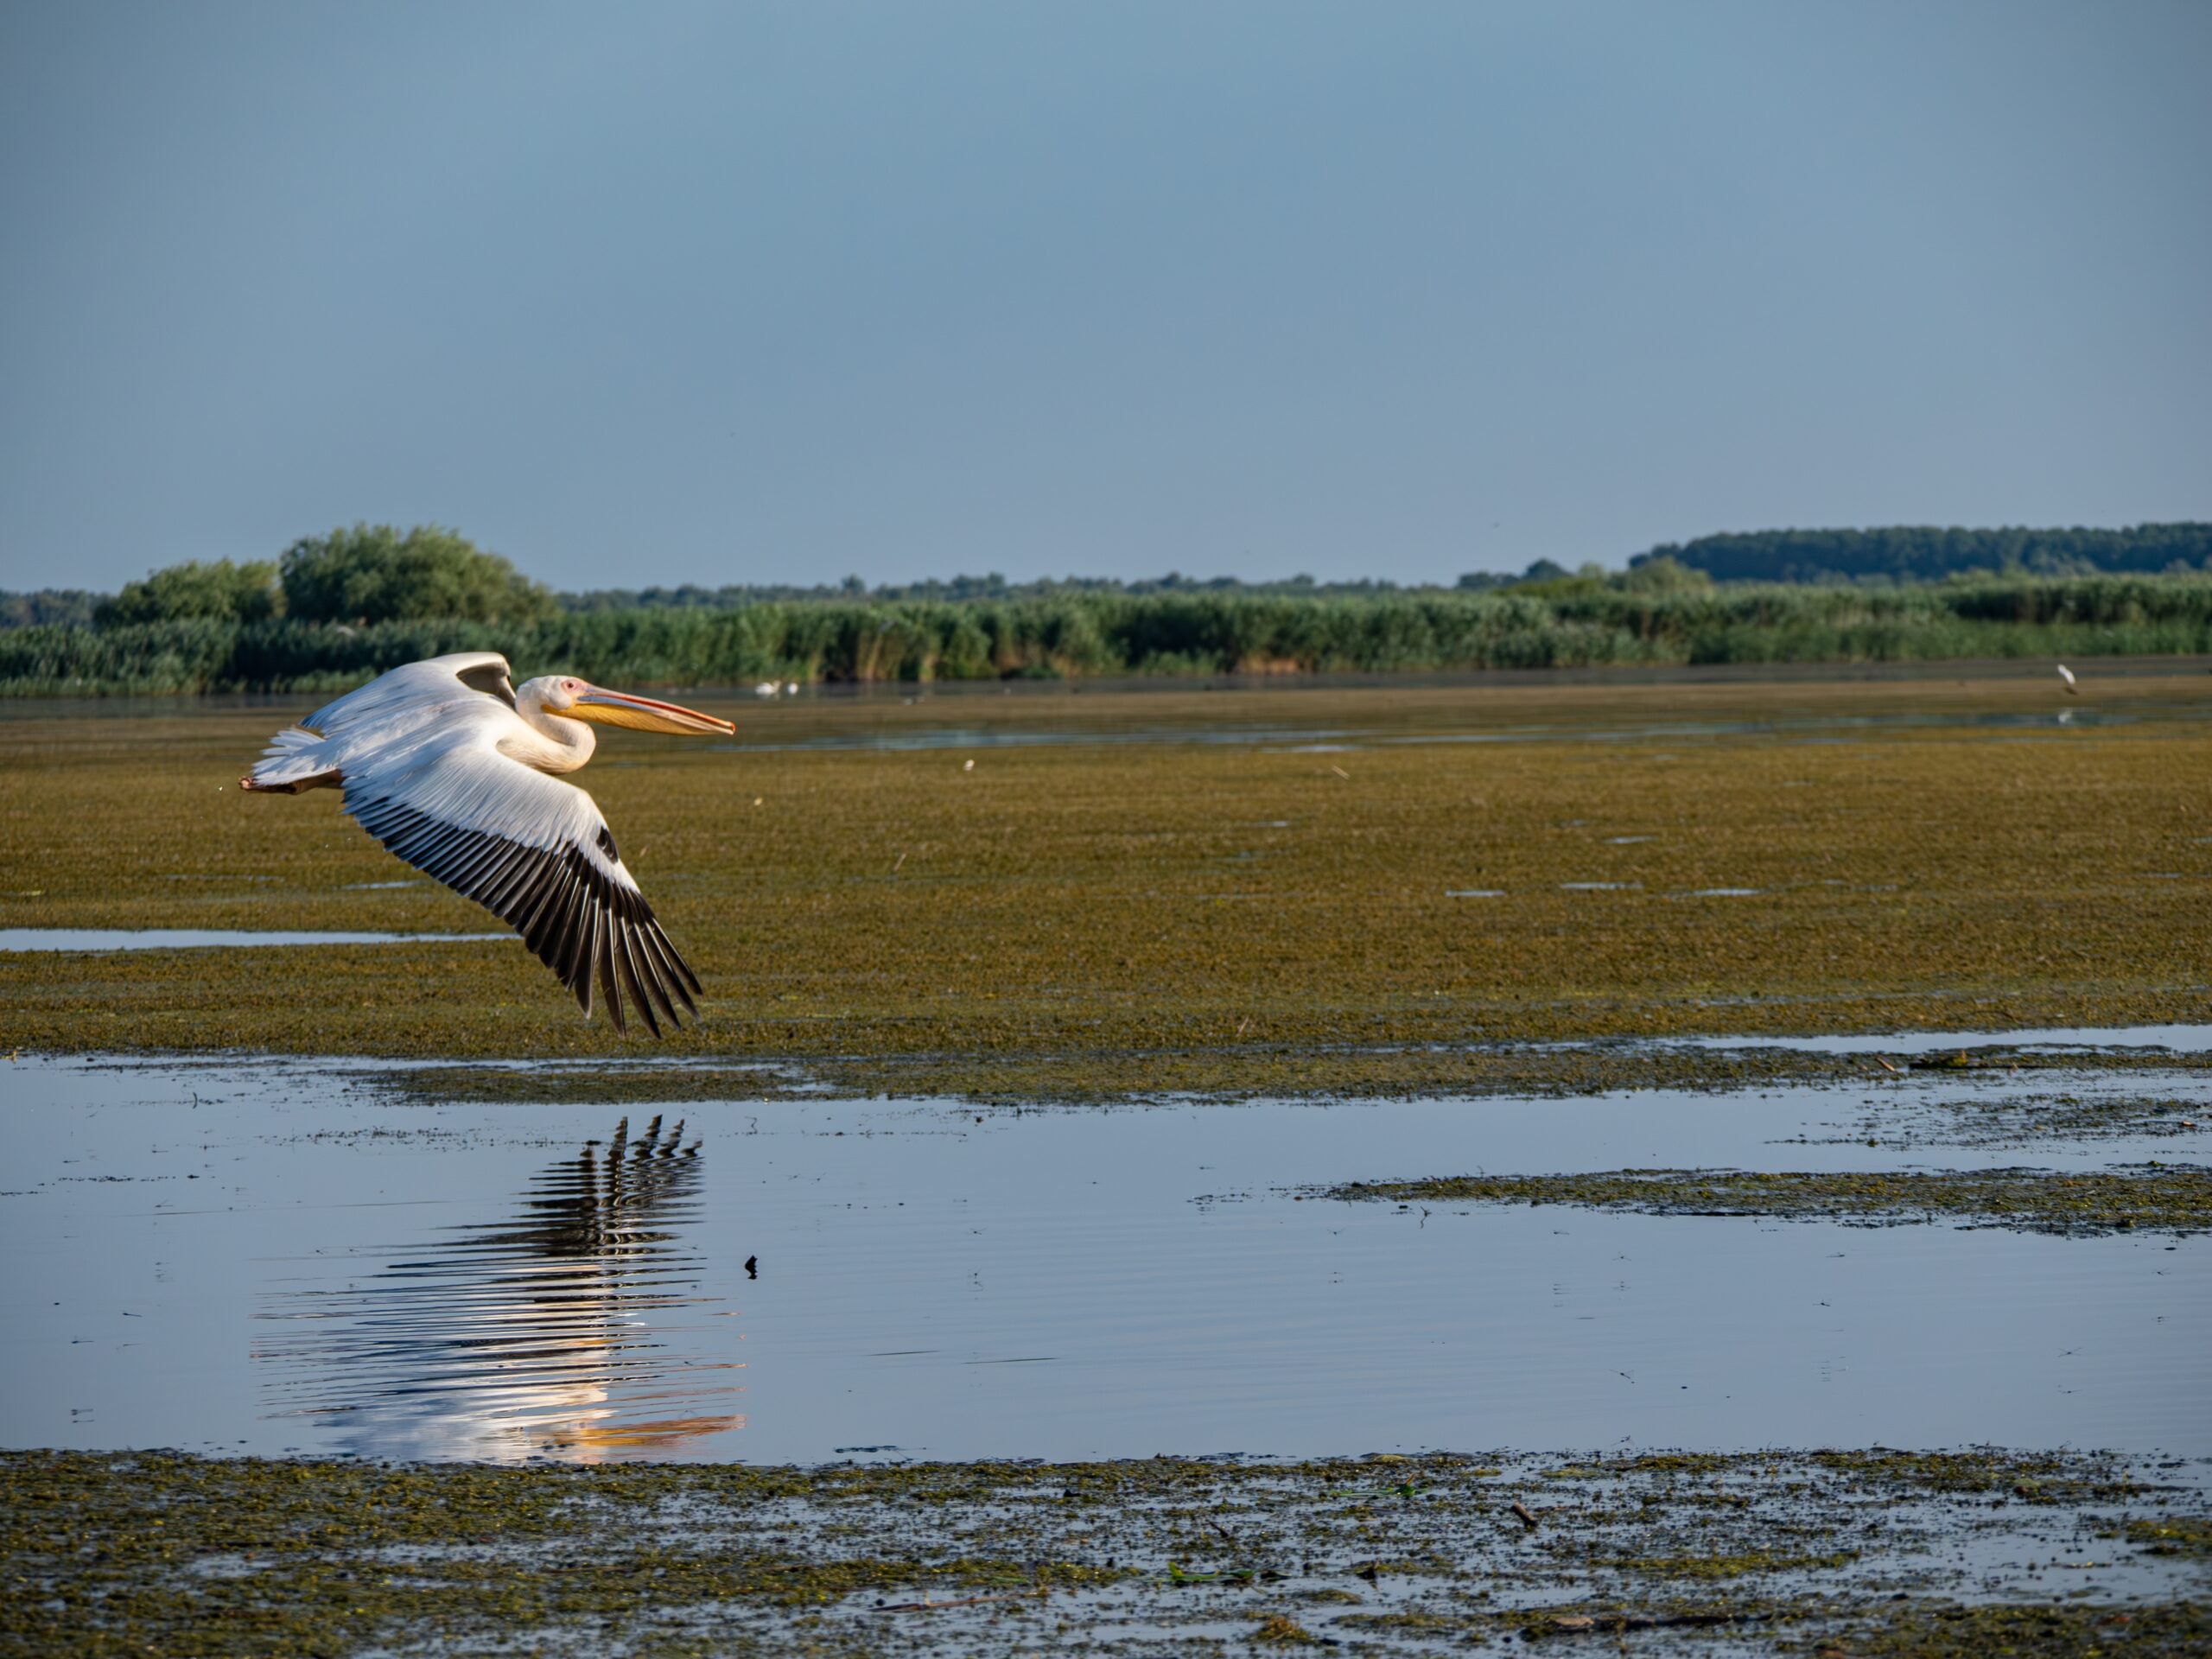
left=342, top=737, right=700, bottom=1035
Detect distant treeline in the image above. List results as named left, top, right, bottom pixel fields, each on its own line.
left=1640, top=524, right=2212, bottom=585
left=568, top=569, right=1453, bottom=609
left=7, top=520, right=2212, bottom=695
left=0, top=588, right=99, bottom=629
left=1, top=528, right=1559, bottom=641
left=8, top=573, right=2212, bottom=696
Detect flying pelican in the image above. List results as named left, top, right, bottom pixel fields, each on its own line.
left=2056, top=663, right=2078, bottom=695
left=240, top=652, right=734, bottom=1035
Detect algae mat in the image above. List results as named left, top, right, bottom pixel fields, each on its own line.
left=2, top=671, right=2209, bottom=1077
left=4, top=1449, right=2206, bottom=1657
left=1329, top=1165, right=2212, bottom=1236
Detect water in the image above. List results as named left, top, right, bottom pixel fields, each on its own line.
left=3, top=1054, right=2205, bottom=1465
left=0, top=929, right=512, bottom=952
left=705, top=705, right=2160, bottom=755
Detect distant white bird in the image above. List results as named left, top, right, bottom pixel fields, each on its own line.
left=239, top=652, right=734, bottom=1034
left=753, top=681, right=779, bottom=698
left=785, top=681, right=799, bottom=696
left=2056, top=664, right=2078, bottom=695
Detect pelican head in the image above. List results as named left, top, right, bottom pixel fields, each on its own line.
left=520, top=676, right=735, bottom=736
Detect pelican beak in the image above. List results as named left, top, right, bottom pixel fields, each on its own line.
left=570, top=686, right=735, bottom=736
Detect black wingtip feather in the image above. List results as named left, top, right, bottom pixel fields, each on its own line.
left=628, top=925, right=683, bottom=1030
left=349, top=793, right=703, bottom=1039
left=595, top=916, right=625, bottom=1033
left=612, top=931, right=661, bottom=1038
left=634, top=924, right=697, bottom=1018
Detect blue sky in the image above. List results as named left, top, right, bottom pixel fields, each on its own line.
left=3, top=1, right=2206, bottom=594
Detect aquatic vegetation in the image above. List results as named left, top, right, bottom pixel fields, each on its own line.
left=1804, top=1087, right=2211, bottom=1151
left=1615, top=1548, right=1859, bottom=1579
left=4, top=1449, right=2202, bottom=1656
left=2127, top=1516, right=2212, bottom=1557
left=1330, top=1165, right=2212, bottom=1235
left=1772, top=1602, right=2212, bottom=1657
left=3, top=675, right=2210, bottom=1072
left=6, top=676, right=2207, bottom=1658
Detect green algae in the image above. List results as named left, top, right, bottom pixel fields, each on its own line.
left=1618, top=1548, right=1859, bottom=1580
left=1330, top=1164, right=2212, bottom=1235
left=6, top=675, right=2212, bottom=1073
left=1774, top=1601, right=2212, bottom=1657
left=368, top=1039, right=2211, bottom=1110
left=2128, top=1516, right=2212, bottom=1557
left=1802, top=1449, right=2145, bottom=1497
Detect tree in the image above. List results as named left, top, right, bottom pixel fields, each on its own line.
left=0, top=588, right=100, bottom=628
left=1634, top=524, right=2212, bottom=584
left=279, top=524, right=555, bottom=626
left=1616, top=555, right=1713, bottom=594
left=94, top=560, right=282, bottom=626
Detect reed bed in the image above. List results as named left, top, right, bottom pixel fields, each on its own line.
left=8, top=573, right=2212, bottom=696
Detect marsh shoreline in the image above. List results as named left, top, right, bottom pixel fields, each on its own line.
left=7, top=1447, right=2208, bottom=1656
left=7, top=671, right=2210, bottom=1653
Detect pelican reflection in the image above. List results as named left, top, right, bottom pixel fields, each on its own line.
left=257, top=1116, right=742, bottom=1460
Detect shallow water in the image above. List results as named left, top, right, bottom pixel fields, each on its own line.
left=3, top=1055, right=2205, bottom=1465
left=707, top=705, right=2159, bottom=754
left=0, top=929, right=511, bottom=952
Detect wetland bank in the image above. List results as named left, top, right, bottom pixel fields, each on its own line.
left=3, top=669, right=2210, bottom=1653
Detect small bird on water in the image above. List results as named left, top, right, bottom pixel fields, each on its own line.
left=240, top=652, right=734, bottom=1034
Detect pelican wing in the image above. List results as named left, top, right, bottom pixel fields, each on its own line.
left=304, top=652, right=516, bottom=738
left=340, top=722, right=702, bottom=1036
left=251, top=655, right=518, bottom=793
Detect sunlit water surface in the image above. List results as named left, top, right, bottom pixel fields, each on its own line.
left=2, top=1054, right=2205, bottom=1465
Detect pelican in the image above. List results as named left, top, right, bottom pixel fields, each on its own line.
left=2056, top=663, right=2078, bottom=695
left=240, top=652, right=734, bottom=1035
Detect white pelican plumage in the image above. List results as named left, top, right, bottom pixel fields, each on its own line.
left=240, top=652, right=734, bottom=1035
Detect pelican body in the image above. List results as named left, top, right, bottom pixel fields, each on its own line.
left=242, top=652, right=734, bottom=1034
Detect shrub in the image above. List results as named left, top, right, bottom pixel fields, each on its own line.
left=94, top=560, right=281, bottom=626
left=279, top=524, right=555, bottom=626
